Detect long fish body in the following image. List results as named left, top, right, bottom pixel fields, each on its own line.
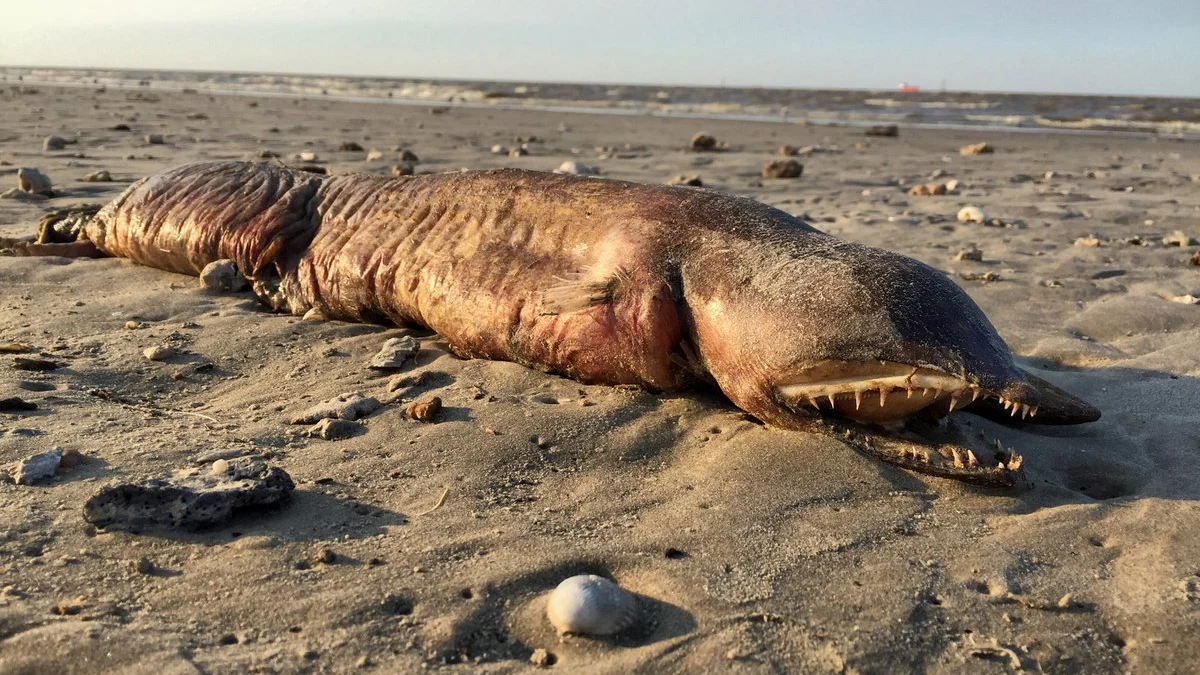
left=61, top=161, right=1098, bottom=485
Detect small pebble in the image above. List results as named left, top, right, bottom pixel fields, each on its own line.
left=956, top=206, right=987, bottom=224
left=761, top=160, right=803, bottom=179
left=144, top=345, right=177, bottom=361
left=960, top=142, right=994, bottom=155
left=405, top=396, right=442, bottom=423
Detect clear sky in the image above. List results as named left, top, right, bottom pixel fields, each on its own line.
left=3, top=0, right=1197, bottom=97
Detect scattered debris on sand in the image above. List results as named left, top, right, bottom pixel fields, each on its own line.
left=369, top=336, right=420, bottom=370
left=405, top=395, right=442, bottom=423
left=960, top=142, right=995, bottom=156
left=198, top=259, right=248, bottom=292
left=83, top=457, right=295, bottom=529
left=290, top=392, right=381, bottom=424
left=761, top=159, right=803, bottom=179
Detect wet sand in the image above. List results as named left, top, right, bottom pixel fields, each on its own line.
left=1, top=84, right=1199, bottom=674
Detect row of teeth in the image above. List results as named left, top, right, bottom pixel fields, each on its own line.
left=996, top=396, right=1037, bottom=419
left=900, top=446, right=1025, bottom=472
left=779, top=371, right=1038, bottom=418
left=791, top=387, right=1036, bottom=418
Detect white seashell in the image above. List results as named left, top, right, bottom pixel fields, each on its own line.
left=956, top=205, right=987, bottom=224
left=545, top=574, right=638, bottom=636
left=553, top=160, right=598, bottom=176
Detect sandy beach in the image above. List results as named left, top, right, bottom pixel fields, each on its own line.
left=1, top=83, right=1199, bottom=674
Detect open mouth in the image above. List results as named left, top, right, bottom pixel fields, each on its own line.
left=776, top=360, right=1035, bottom=425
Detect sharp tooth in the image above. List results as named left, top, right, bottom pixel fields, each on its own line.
left=952, top=449, right=966, bottom=468
left=933, top=388, right=942, bottom=398
left=807, top=395, right=819, bottom=408
left=906, top=387, right=914, bottom=399
left=967, top=450, right=979, bottom=467
left=947, top=391, right=962, bottom=412
left=971, top=388, right=981, bottom=402
left=1010, top=403, right=1019, bottom=417
left=1021, top=404, right=1031, bottom=418
left=854, top=390, right=863, bottom=410
left=879, top=388, right=889, bottom=407
left=1030, top=406, right=1038, bottom=417
left=827, top=394, right=836, bottom=407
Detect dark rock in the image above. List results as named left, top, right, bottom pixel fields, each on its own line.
left=83, top=457, right=295, bottom=529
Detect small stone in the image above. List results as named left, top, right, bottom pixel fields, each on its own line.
left=339, top=141, right=364, bottom=152
left=211, top=459, right=231, bottom=475
left=315, top=547, right=337, bottom=564
left=302, top=308, right=326, bottom=321
left=112, top=123, right=132, bottom=132
left=1191, top=251, right=1200, bottom=266
left=954, top=245, right=984, bottom=262
left=908, top=182, right=947, bottom=196
left=864, top=124, right=899, bottom=137
left=397, top=149, right=419, bottom=162
left=1074, top=235, right=1103, bottom=247
left=258, top=149, right=279, bottom=159
left=668, top=174, right=703, bottom=187
left=365, top=149, right=383, bottom=161
left=369, top=336, right=420, bottom=370
left=391, top=163, right=415, bottom=177
left=43, top=135, right=66, bottom=151
left=960, top=142, right=994, bottom=156
left=1163, top=231, right=1197, bottom=247
left=12, top=357, right=60, bottom=371
left=529, top=648, right=555, bottom=667
left=145, top=134, right=165, bottom=145
left=0, top=188, right=47, bottom=201
left=405, top=396, right=442, bottom=423
left=554, top=160, right=598, bottom=176
left=957, top=206, right=988, bottom=224
left=304, top=418, right=365, bottom=440
left=0, top=397, right=37, bottom=412
left=81, top=170, right=112, bottom=182
left=490, top=144, right=508, bottom=155
left=11, top=447, right=64, bottom=485
left=508, top=147, right=528, bottom=157
left=144, top=345, right=177, bottom=361
left=133, top=557, right=155, bottom=574
left=689, top=132, right=718, bottom=151
left=1170, top=294, right=1199, bottom=305
left=761, top=160, right=803, bottom=179
left=199, top=259, right=248, bottom=292
left=777, top=144, right=800, bottom=156
left=17, top=167, right=54, bottom=195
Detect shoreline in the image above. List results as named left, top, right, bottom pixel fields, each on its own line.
left=8, top=72, right=1198, bottom=140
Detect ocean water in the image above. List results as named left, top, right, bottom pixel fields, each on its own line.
left=4, top=66, right=1198, bottom=136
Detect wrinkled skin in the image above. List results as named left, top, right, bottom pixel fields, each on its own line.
left=20, top=161, right=1100, bottom=486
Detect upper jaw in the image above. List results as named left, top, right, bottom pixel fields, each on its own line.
left=774, top=360, right=1039, bottom=424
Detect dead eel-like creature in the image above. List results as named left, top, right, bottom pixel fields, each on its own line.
left=14, top=161, right=1100, bottom=486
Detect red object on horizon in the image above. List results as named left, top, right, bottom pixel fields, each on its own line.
left=898, top=83, right=920, bottom=93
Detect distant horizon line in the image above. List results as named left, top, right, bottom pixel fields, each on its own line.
left=2, top=63, right=1195, bottom=101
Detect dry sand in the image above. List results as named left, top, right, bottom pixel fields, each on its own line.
left=1, top=85, right=1199, bottom=674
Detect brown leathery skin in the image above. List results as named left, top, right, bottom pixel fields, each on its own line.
left=78, top=161, right=1100, bottom=484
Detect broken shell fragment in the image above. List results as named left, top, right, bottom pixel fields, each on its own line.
left=545, top=574, right=638, bottom=636
left=368, top=336, right=419, bottom=370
